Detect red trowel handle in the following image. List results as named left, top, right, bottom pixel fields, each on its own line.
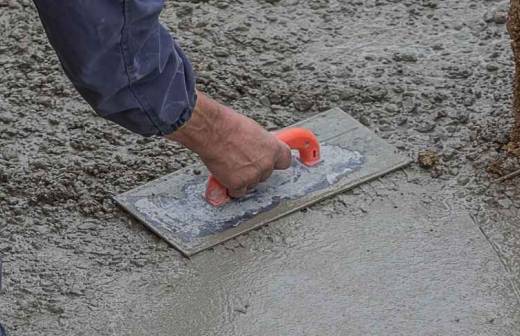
left=205, top=128, right=321, bottom=207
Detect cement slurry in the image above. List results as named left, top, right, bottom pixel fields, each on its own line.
left=67, top=175, right=520, bottom=335
left=2, top=0, right=520, bottom=334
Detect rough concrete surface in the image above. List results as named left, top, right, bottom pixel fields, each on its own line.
left=1, top=0, right=520, bottom=335
left=76, top=177, right=520, bottom=336
left=508, top=0, right=520, bottom=142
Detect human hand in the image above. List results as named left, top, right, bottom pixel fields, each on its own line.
left=166, top=92, right=292, bottom=198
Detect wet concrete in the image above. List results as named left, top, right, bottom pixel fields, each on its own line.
left=2, top=0, right=520, bottom=335
left=57, top=175, right=520, bottom=335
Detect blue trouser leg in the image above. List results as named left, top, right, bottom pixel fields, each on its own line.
left=32, top=0, right=197, bottom=136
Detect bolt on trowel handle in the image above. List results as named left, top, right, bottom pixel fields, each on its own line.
left=205, top=128, right=321, bottom=207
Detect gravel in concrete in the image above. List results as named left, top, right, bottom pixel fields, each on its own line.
left=1, top=0, right=520, bottom=334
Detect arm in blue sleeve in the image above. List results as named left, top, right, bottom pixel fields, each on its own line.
left=32, top=0, right=197, bottom=136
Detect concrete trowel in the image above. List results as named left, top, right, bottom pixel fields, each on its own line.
left=204, top=127, right=321, bottom=207
left=115, top=108, right=411, bottom=256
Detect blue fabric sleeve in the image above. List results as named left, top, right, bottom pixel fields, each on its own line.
left=32, top=0, right=197, bottom=136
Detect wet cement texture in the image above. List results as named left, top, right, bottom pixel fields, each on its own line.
left=1, top=0, right=520, bottom=335
left=53, top=178, right=520, bottom=336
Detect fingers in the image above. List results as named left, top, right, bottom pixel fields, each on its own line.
left=260, top=169, right=273, bottom=183
left=274, top=142, right=292, bottom=170
left=229, top=142, right=291, bottom=198
left=229, top=169, right=270, bottom=197
left=228, top=185, right=248, bottom=198
left=227, top=174, right=258, bottom=198
left=227, top=164, right=271, bottom=198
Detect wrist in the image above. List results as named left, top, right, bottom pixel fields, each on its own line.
left=165, top=92, right=229, bottom=156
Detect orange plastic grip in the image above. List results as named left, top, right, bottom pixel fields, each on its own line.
left=205, top=128, right=320, bottom=207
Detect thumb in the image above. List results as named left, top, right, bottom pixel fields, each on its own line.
left=274, top=142, right=292, bottom=170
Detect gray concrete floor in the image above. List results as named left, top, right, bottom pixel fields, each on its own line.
left=2, top=1, right=520, bottom=335
left=63, top=173, right=520, bottom=335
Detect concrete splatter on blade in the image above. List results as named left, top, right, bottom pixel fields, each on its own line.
left=115, top=108, right=412, bottom=256
left=131, top=145, right=363, bottom=242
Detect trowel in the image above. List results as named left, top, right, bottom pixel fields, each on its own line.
left=204, top=127, right=321, bottom=207
left=115, top=108, right=411, bottom=256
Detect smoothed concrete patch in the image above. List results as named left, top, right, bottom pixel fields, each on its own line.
left=87, top=177, right=520, bottom=335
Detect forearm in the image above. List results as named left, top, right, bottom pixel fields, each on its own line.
left=32, top=0, right=197, bottom=136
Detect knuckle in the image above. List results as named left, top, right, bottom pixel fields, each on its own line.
left=260, top=156, right=276, bottom=170
left=229, top=189, right=246, bottom=197
left=261, top=170, right=273, bottom=182
left=228, top=176, right=247, bottom=190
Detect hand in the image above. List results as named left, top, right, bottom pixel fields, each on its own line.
left=166, top=92, right=292, bottom=198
